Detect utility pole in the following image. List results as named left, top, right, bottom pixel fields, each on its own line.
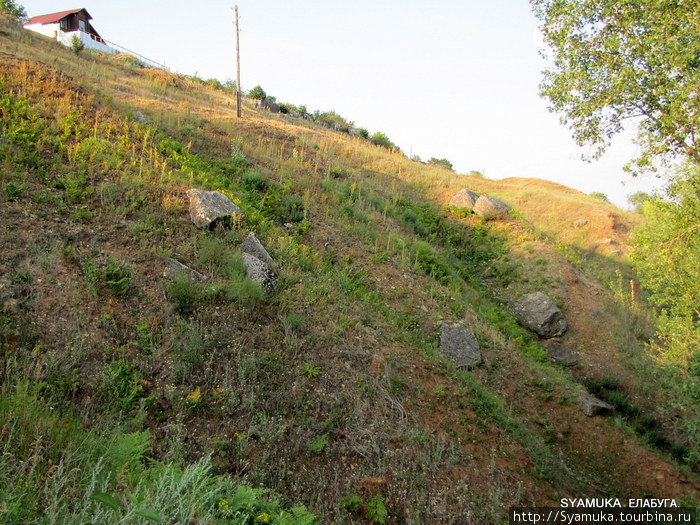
left=235, top=5, right=242, bottom=118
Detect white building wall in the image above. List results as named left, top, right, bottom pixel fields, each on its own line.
left=24, top=22, right=60, bottom=39
left=24, top=23, right=117, bottom=55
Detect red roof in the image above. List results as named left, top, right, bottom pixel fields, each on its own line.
left=26, top=8, right=92, bottom=25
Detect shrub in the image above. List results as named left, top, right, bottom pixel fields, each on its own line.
left=242, top=171, right=267, bottom=192
left=370, top=131, right=396, bottom=150
left=428, top=157, right=454, bottom=171
left=590, top=192, right=609, bottom=202
left=164, top=272, right=202, bottom=314
left=247, top=85, right=267, bottom=100
left=70, top=34, right=85, bottom=55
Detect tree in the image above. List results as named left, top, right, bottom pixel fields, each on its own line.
left=531, top=0, right=700, bottom=173
left=531, top=0, right=700, bottom=371
left=370, top=131, right=396, bottom=150
left=630, top=163, right=700, bottom=366
left=627, top=191, right=652, bottom=213
left=428, top=157, right=454, bottom=171
left=247, top=85, right=267, bottom=101
left=589, top=191, right=609, bottom=202
left=0, top=0, right=27, bottom=23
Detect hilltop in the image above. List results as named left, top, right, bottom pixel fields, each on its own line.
left=0, top=14, right=698, bottom=524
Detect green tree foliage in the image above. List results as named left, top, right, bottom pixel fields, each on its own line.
left=370, top=131, right=396, bottom=150
left=70, top=34, right=84, bottom=55
left=316, top=110, right=352, bottom=133
left=589, top=191, right=609, bottom=202
left=531, top=0, right=700, bottom=173
left=0, top=0, right=27, bottom=23
left=628, top=191, right=652, bottom=213
left=531, top=0, right=700, bottom=371
left=631, top=164, right=700, bottom=367
left=247, top=85, right=267, bottom=100
left=428, top=157, right=454, bottom=171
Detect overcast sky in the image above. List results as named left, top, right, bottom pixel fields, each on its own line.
left=21, top=0, right=665, bottom=208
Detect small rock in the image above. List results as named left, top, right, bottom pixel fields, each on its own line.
left=543, top=339, right=579, bottom=366
left=473, top=195, right=511, bottom=220
left=134, top=110, right=149, bottom=125
left=438, top=324, right=482, bottom=370
left=186, top=189, right=242, bottom=229
left=512, top=291, right=568, bottom=338
left=240, top=232, right=274, bottom=267
left=579, top=392, right=614, bottom=417
left=243, top=253, right=277, bottom=297
left=449, top=189, right=480, bottom=210
left=573, top=219, right=588, bottom=228
left=163, top=258, right=206, bottom=282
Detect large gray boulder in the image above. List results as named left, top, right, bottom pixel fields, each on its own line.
left=449, top=189, right=480, bottom=210
left=512, top=292, right=568, bottom=338
left=243, top=253, right=277, bottom=297
left=473, top=195, right=511, bottom=220
left=579, top=392, right=614, bottom=417
left=163, top=258, right=206, bottom=282
left=240, top=232, right=274, bottom=267
left=543, top=339, right=579, bottom=366
left=186, top=189, right=242, bottom=229
left=438, top=324, right=482, bottom=370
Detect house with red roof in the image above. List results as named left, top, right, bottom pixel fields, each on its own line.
left=24, top=8, right=116, bottom=54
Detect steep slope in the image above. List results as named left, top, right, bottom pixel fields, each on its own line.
left=0, top=15, right=697, bottom=524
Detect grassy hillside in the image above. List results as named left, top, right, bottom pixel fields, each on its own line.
left=1, top=14, right=698, bottom=523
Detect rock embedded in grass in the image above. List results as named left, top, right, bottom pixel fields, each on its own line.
left=512, top=291, right=568, bottom=338
left=242, top=253, right=277, bottom=297
left=186, top=189, right=242, bottom=229
left=449, top=189, right=480, bottom=210
left=438, top=323, right=483, bottom=370
left=240, top=232, right=274, bottom=267
left=163, top=258, right=207, bottom=282
left=579, top=392, right=614, bottom=417
left=473, top=195, right=511, bottom=219
left=543, top=338, right=579, bottom=366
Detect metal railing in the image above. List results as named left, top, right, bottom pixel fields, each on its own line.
left=101, top=37, right=169, bottom=71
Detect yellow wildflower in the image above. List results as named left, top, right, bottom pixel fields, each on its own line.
left=186, top=386, right=202, bottom=403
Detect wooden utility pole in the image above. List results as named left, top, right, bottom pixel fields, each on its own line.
left=235, top=5, right=242, bottom=118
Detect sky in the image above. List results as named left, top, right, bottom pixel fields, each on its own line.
left=21, top=0, right=665, bottom=208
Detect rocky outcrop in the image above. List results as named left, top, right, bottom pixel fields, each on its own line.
left=163, top=258, right=206, bottom=282
left=258, top=99, right=280, bottom=113
left=243, top=253, right=277, bottom=297
left=438, top=324, right=482, bottom=370
left=512, top=292, right=567, bottom=338
left=449, top=189, right=480, bottom=210
left=579, top=392, right=614, bottom=417
left=473, top=195, right=511, bottom=219
left=240, top=232, right=274, bottom=267
left=186, top=189, right=242, bottom=229
left=543, top=339, right=579, bottom=366
left=573, top=219, right=588, bottom=228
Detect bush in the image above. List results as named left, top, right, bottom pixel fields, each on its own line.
left=242, top=171, right=267, bottom=191
left=248, top=85, right=267, bottom=100
left=70, top=34, right=85, bottom=55
left=164, top=272, right=202, bottom=314
left=370, top=131, right=396, bottom=150
left=428, top=157, right=454, bottom=171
